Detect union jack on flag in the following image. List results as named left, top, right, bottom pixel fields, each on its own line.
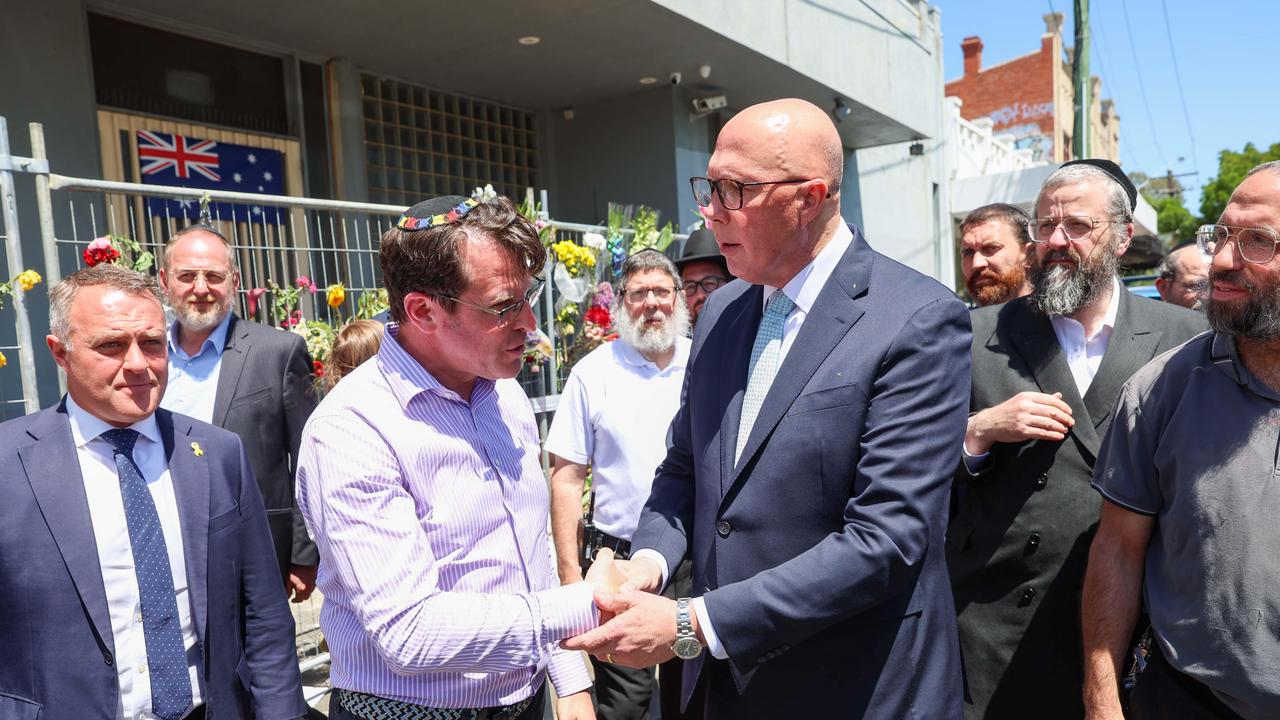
left=138, top=131, right=221, bottom=181
left=136, top=130, right=284, bottom=223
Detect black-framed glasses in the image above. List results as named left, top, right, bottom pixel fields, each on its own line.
left=623, top=285, right=680, bottom=304
left=690, top=176, right=816, bottom=210
left=683, top=276, right=728, bottom=295
left=1027, top=215, right=1124, bottom=242
left=438, top=278, right=545, bottom=324
left=1197, top=224, right=1280, bottom=264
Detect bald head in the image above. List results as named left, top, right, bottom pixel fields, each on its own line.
left=718, top=99, right=844, bottom=191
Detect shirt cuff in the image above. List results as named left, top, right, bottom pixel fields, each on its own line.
left=535, top=581, right=598, bottom=645
left=961, top=442, right=990, bottom=476
left=629, top=549, right=669, bottom=590
left=691, top=597, right=727, bottom=659
left=547, top=646, right=592, bottom=697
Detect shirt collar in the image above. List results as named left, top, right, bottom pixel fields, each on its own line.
left=1049, top=276, right=1122, bottom=340
left=1210, top=331, right=1249, bottom=386
left=167, top=311, right=233, bottom=360
left=376, top=322, right=493, bottom=409
left=762, top=222, right=854, bottom=314
left=65, top=393, right=162, bottom=450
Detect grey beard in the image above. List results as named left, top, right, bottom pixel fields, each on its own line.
left=172, top=300, right=232, bottom=334
left=1030, top=251, right=1117, bottom=318
left=616, top=301, right=690, bottom=358
left=1206, top=276, right=1280, bottom=341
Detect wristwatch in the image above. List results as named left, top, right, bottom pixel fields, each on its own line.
left=671, top=597, right=703, bottom=659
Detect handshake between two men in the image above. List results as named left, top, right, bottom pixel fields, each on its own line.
left=569, top=549, right=703, bottom=667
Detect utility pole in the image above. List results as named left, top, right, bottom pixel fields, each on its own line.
left=1072, top=0, right=1090, bottom=160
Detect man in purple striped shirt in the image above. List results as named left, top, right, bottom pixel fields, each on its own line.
left=296, top=195, right=618, bottom=720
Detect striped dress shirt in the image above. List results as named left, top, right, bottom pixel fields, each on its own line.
left=296, top=324, right=595, bottom=707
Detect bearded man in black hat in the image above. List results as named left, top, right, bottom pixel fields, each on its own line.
left=675, top=228, right=732, bottom=327
left=947, top=160, right=1207, bottom=719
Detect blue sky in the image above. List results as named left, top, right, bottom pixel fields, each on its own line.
left=934, top=0, right=1279, bottom=215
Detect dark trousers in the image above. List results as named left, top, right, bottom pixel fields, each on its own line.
left=1130, top=644, right=1244, bottom=720
left=591, top=656, right=655, bottom=720
left=329, top=686, right=546, bottom=720
left=658, top=556, right=702, bottom=720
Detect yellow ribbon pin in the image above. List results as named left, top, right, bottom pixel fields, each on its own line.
left=191, top=441, right=204, bottom=457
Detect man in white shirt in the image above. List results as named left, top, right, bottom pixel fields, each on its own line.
left=547, top=249, right=691, bottom=719
left=947, top=159, right=1207, bottom=719
left=0, top=264, right=304, bottom=719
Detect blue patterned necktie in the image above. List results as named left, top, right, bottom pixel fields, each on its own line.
left=100, top=428, right=193, bottom=720
left=735, top=290, right=796, bottom=465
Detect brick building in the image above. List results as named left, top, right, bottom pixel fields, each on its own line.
left=945, top=13, right=1119, bottom=164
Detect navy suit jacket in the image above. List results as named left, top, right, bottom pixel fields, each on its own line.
left=0, top=403, right=306, bottom=720
left=633, top=227, right=972, bottom=718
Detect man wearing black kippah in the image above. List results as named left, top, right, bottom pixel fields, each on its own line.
left=948, top=160, right=1207, bottom=718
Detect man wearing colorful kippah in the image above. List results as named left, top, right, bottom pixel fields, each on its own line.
left=296, top=194, right=621, bottom=720
left=948, top=159, right=1206, bottom=718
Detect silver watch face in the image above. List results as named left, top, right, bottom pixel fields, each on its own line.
left=673, top=636, right=703, bottom=660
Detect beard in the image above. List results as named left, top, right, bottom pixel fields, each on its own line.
left=1028, top=236, right=1120, bottom=317
left=967, top=264, right=1027, bottom=306
left=170, top=293, right=234, bottom=334
left=1205, top=270, right=1280, bottom=341
left=615, top=297, right=691, bottom=358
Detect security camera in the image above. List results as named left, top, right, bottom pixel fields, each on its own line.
left=691, top=95, right=728, bottom=114
left=669, top=72, right=682, bottom=86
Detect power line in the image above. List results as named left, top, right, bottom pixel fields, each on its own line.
left=1160, top=0, right=1200, bottom=176
left=1118, top=0, right=1169, bottom=167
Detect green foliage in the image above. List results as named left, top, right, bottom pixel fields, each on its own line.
left=1151, top=195, right=1201, bottom=245
left=108, top=234, right=155, bottom=273
left=629, top=206, right=676, bottom=252
left=1199, top=142, right=1280, bottom=223
left=355, top=288, right=390, bottom=319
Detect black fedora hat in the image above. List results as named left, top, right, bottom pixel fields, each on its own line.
left=676, top=228, right=729, bottom=272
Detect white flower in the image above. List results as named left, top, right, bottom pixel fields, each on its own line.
left=582, top=232, right=606, bottom=251
left=472, top=183, right=498, bottom=201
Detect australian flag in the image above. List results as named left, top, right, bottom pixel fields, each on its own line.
left=138, top=130, right=285, bottom=223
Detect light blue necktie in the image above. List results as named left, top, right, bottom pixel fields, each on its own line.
left=735, top=291, right=796, bottom=465
left=100, top=428, right=193, bottom=720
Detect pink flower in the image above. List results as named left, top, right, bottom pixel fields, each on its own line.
left=246, top=287, right=267, bottom=316
left=593, top=282, right=614, bottom=308
left=281, top=309, right=303, bottom=329
left=295, top=276, right=318, bottom=293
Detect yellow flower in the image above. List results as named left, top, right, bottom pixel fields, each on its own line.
left=326, top=283, right=346, bottom=308
left=16, top=270, right=40, bottom=292
left=0, top=350, right=6, bottom=368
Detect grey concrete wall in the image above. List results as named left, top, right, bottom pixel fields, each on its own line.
left=544, top=87, right=682, bottom=228
left=0, top=0, right=103, bottom=414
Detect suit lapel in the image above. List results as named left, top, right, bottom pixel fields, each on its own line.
left=18, top=405, right=114, bottom=648
left=724, top=229, right=870, bottom=499
left=162, top=410, right=211, bottom=642
left=1082, top=289, right=1161, bottom=432
left=717, top=285, right=764, bottom=498
left=212, top=315, right=248, bottom=427
left=1002, top=300, right=1102, bottom=457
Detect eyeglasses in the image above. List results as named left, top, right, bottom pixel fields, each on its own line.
left=1027, top=216, right=1124, bottom=242
left=1196, top=224, right=1280, bottom=264
left=683, top=276, right=728, bottom=295
left=173, top=268, right=233, bottom=286
left=438, top=278, right=545, bottom=324
left=690, top=176, right=816, bottom=211
left=624, top=286, right=679, bottom=304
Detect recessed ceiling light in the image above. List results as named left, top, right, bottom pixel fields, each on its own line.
left=639, top=77, right=658, bottom=85
left=518, top=36, right=541, bottom=45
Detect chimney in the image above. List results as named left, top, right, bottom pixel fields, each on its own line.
left=961, top=36, right=983, bottom=77
left=1044, top=13, right=1064, bottom=36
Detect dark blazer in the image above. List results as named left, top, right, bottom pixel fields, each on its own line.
left=0, top=404, right=306, bottom=719
left=213, top=315, right=319, bottom=573
left=633, top=227, right=973, bottom=719
left=947, top=290, right=1207, bottom=719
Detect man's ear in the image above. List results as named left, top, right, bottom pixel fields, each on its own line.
left=1115, top=222, right=1135, bottom=256
left=47, top=334, right=69, bottom=371
left=402, top=292, right=442, bottom=334
left=797, top=178, right=831, bottom=224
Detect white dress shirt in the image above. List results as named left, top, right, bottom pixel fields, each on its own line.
left=67, top=396, right=204, bottom=720
left=545, top=336, right=691, bottom=540
left=634, top=222, right=855, bottom=660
